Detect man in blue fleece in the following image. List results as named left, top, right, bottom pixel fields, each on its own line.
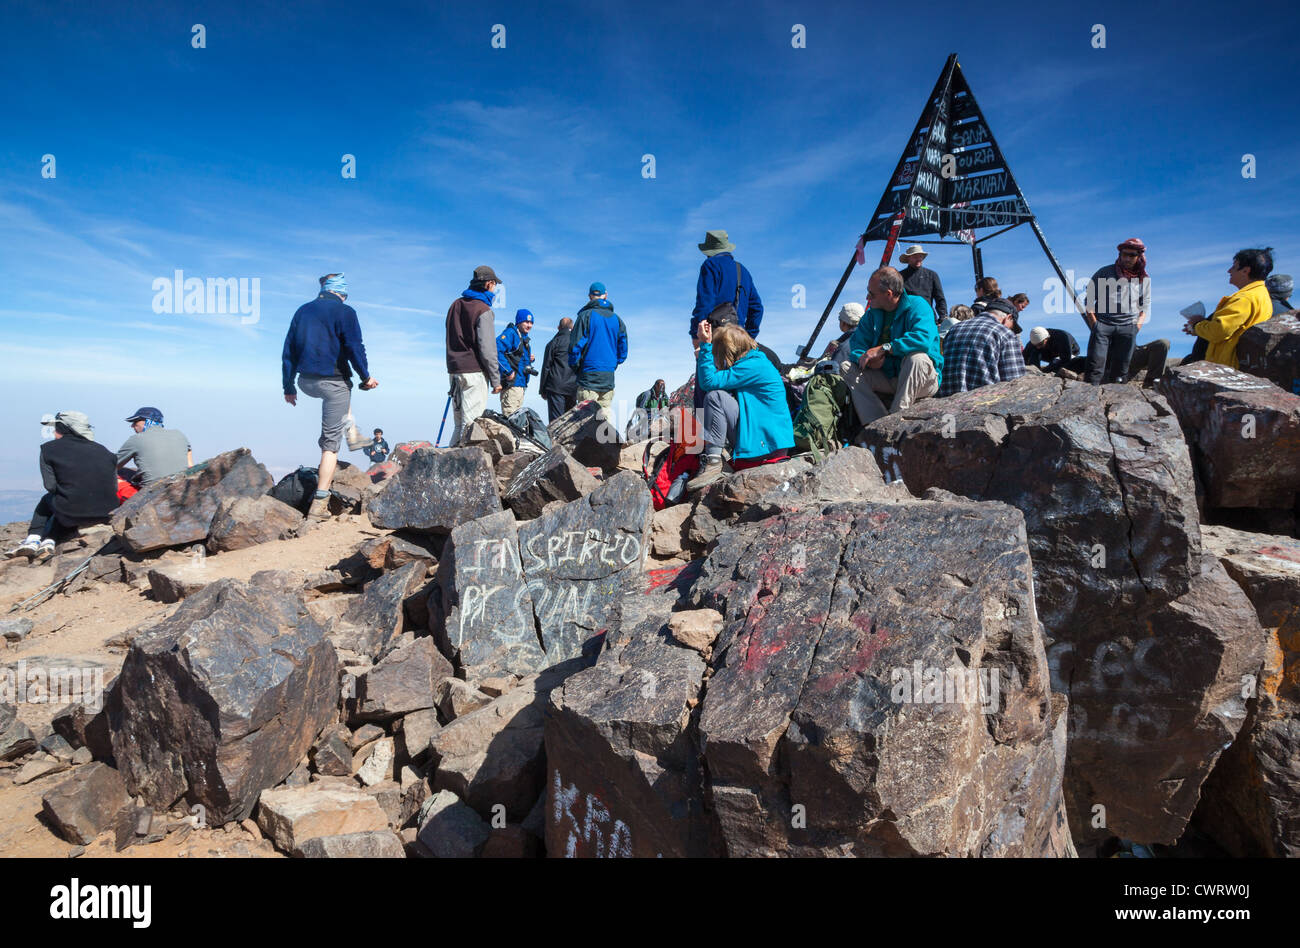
left=569, top=282, right=628, bottom=413
left=690, top=230, right=763, bottom=342
left=844, top=267, right=942, bottom=428
left=282, top=273, right=378, bottom=519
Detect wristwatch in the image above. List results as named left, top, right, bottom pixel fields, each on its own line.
left=880, top=342, right=893, bottom=354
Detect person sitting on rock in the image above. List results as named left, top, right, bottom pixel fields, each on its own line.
left=971, top=276, right=1003, bottom=314
left=938, top=299, right=1026, bottom=396
left=7, top=412, right=118, bottom=563
left=820, top=303, right=864, bottom=368
left=1023, top=326, right=1082, bottom=373
left=1183, top=248, right=1275, bottom=369
left=689, top=321, right=795, bottom=491
left=363, top=429, right=390, bottom=464
left=1267, top=273, right=1293, bottom=316
left=937, top=303, right=975, bottom=342
left=116, top=406, right=193, bottom=486
left=842, top=267, right=943, bottom=427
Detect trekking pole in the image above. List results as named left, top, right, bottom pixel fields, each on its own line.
left=435, top=390, right=453, bottom=447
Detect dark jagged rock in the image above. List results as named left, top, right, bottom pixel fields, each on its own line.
left=249, top=568, right=351, bottom=598
left=40, top=763, right=131, bottom=845
left=546, top=626, right=712, bottom=857
left=1194, top=526, right=1300, bottom=856
left=51, top=702, right=113, bottom=761
left=206, top=494, right=303, bottom=553
left=348, top=636, right=451, bottom=723
left=432, top=660, right=586, bottom=822
left=516, top=471, right=651, bottom=665
left=432, top=510, right=546, bottom=680
left=111, top=448, right=273, bottom=553
left=106, top=578, right=339, bottom=826
left=1238, top=312, right=1300, bottom=395
left=433, top=474, right=652, bottom=681
left=1, top=701, right=37, bottom=761
left=1052, top=556, right=1266, bottom=847
left=416, top=789, right=490, bottom=858
left=333, top=561, right=429, bottom=661
left=310, top=726, right=353, bottom=777
left=548, top=401, right=622, bottom=473
left=502, top=446, right=601, bottom=520
left=1157, top=362, right=1300, bottom=510
left=696, top=499, right=1068, bottom=856
left=365, top=447, right=500, bottom=535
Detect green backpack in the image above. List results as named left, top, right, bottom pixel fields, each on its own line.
left=793, top=372, right=853, bottom=461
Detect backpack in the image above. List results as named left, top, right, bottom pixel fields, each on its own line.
left=643, top=407, right=701, bottom=510
left=793, top=372, right=853, bottom=461
left=479, top=409, right=552, bottom=452
left=269, top=466, right=319, bottom=514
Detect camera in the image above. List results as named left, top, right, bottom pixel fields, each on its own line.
left=524, top=366, right=539, bottom=377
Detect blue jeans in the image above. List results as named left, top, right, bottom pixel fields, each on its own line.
left=1086, top=321, right=1139, bottom=384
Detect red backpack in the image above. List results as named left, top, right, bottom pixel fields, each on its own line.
left=643, top=407, right=702, bottom=510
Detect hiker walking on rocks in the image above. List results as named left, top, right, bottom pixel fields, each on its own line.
left=116, top=407, right=192, bottom=487
left=7, top=412, right=117, bottom=563
left=898, top=245, right=948, bottom=323
left=569, top=282, right=628, bottom=413
left=282, top=273, right=379, bottom=519
left=692, top=230, right=764, bottom=342
left=278, top=271, right=374, bottom=517
left=445, top=265, right=503, bottom=445
left=1083, top=239, right=1151, bottom=383
left=539, top=317, right=578, bottom=422
left=1183, top=247, right=1275, bottom=369
left=689, top=321, right=795, bottom=491
left=842, top=267, right=943, bottom=427
left=496, top=309, right=535, bottom=416
left=937, top=299, right=1025, bottom=396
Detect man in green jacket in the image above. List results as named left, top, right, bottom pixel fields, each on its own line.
left=844, top=267, right=943, bottom=428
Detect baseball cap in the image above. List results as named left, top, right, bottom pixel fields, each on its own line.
left=589, top=282, right=606, bottom=295
left=126, top=407, right=164, bottom=424
left=838, top=302, right=865, bottom=327
left=472, top=265, right=500, bottom=284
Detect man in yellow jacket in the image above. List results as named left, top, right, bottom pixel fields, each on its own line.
left=1184, top=248, right=1275, bottom=368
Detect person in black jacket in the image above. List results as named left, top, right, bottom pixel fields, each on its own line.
left=539, top=317, right=578, bottom=422
left=8, top=412, right=118, bottom=563
left=1023, top=326, right=1082, bottom=373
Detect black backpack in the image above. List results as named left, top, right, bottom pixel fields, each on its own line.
left=706, top=260, right=744, bottom=328
left=268, top=466, right=318, bottom=513
left=479, top=409, right=553, bottom=452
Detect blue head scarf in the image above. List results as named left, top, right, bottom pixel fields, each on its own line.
left=321, top=273, right=348, bottom=297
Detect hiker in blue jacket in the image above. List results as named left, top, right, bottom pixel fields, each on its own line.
left=691, top=230, right=764, bottom=342
left=689, top=321, right=794, bottom=491
left=496, top=309, right=535, bottom=416
left=569, top=282, right=628, bottom=413
left=282, top=272, right=378, bottom=520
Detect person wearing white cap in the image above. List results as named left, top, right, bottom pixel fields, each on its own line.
left=1023, top=326, right=1081, bottom=374
left=898, top=245, right=947, bottom=324
left=6, top=412, right=117, bottom=563
left=819, top=302, right=864, bottom=368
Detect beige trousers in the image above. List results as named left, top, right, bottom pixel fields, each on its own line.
left=576, top=388, right=614, bottom=412
left=500, top=387, right=526, bottom=416
left=844, top=352, right=938, bottom=426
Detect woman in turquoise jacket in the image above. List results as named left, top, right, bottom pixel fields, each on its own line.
left=689, top=321, right=795, bottom=490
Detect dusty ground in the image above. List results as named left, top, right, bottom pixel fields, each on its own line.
left=0, top=514, right=380, bottom=858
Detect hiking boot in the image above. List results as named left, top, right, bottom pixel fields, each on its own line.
left=6, top=538, right=41, bottom=559
left=307, top=494, right=333, bottom=521
left=32, top=540, right=56, bottom=564
left=687, top=457, right=726, bottom=492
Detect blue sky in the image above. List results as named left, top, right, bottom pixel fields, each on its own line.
left=1, top=0, right=1296, bottom=494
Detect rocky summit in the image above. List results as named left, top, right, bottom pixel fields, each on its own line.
left=4, top=363, right=1299, bottom=860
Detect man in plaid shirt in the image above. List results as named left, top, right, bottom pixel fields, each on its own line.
left=938, top=298, right=1025, bottom=396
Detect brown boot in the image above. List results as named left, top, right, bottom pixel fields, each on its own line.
left=687, top=456, right=726, bottom=492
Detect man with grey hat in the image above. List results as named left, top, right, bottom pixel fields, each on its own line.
left=116, top=407, right=193, bottom=486
left=691, top=230, right=764, bottom=342
left=7, top=412, right=117, bottom=562
left=445, top=265, right=502, bottom=446
left=898, top=245, right=948, bottom=323
left=1267, top=273, right=1294, bottom=316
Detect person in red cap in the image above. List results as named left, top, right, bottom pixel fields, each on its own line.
left=1083, top=239, right=1150, bottom=384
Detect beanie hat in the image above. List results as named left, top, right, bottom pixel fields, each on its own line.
left=515, top=309, right=533, bottom=325
left=1029, top=327, right=1050, bottom=346
left=838, top=302, right=865, bottom=327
